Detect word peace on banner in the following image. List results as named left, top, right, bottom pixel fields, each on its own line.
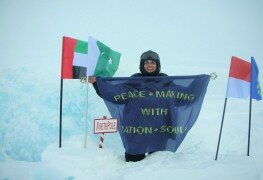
left=94, top=118, right=118, bottom=134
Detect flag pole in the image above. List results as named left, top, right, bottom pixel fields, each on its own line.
left=215, top=98, right=228, bottom=160
left=59, top=78, right=63, bottom=148
left=247, top=98, right=252, bottom=156
left=247, top=57, right=253, bottom=156
left=84, top=78, right=88, bottom=148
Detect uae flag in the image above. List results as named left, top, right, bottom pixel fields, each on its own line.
left=61, top=36, right=88, bottom=79
left=226, top=56, right=251, bottom=98
left=87, top=36, right=121, bottom=77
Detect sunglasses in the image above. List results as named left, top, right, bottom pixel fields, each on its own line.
left=144, top=60, right=156, bottom=65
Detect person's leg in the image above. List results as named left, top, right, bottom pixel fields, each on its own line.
left=125, top=152, right=145, bottom=162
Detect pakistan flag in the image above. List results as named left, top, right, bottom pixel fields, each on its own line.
left=87, top=36, right=121, bottom=77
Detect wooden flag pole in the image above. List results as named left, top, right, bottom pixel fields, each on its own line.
left=99, top=116, right=107, bottom=148
left=59, top=78, right=64, bottom=148
left=215, top=98, right=228, bottom=160
left=247, top=97, right=252, bottom=156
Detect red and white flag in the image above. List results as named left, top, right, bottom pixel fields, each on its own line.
left=226, top=56, right=251, bottom=98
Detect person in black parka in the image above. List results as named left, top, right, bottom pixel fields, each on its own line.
left=88, top=50, right=167, bottom=162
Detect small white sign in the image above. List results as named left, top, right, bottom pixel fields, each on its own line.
left=94, top=118, right=118, bottom=134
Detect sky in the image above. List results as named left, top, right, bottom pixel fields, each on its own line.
left=0, top=0, right=263, bottom=179
left=1, top=0, right=263, bottom=74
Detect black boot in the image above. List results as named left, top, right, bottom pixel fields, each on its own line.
left=148, top=151, right=155, bottom=155
left=125, top=152, right=145, bottom=162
